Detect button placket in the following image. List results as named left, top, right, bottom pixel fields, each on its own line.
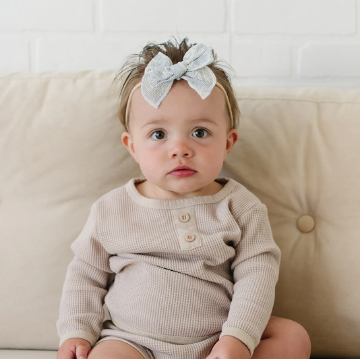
left=171, top=207, right=201, bottom=250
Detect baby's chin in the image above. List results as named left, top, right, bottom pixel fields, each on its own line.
left=144, top=176, right=219, bottom=199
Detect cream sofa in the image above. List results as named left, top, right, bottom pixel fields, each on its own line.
left=0, top=71, right=359, bottom=359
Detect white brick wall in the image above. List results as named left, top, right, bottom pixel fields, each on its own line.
left=0, top=0, right=360, bottom=87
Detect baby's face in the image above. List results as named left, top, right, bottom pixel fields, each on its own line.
left=121, top=79, right=238, bottom=199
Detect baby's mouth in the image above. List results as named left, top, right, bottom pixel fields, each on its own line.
left=168, top=169, right=197, bottom=177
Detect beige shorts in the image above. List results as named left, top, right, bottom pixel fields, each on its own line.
left=94, top=319, right=221, bottom=359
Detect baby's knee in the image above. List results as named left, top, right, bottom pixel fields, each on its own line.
left=282, top=319, right=311, bottom=358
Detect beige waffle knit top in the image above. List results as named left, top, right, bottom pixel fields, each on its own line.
left=56, top=177, right=281, bottom=357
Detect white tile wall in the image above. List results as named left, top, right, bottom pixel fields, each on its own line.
left=0, top=0, right=93, bottom=31
left=101, top=0, right=225, bottom=32
left=232, top=0, right=355, bottom=34
left=0, top=0, right=360, bottom=87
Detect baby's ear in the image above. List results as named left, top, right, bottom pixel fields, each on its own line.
left=224, top=128, right=239, bottom=159
left=121, top=132, right=138, bottom=163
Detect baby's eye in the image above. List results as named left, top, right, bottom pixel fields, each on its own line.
left=150, top=130, right=166, bottom=140
left=193, top=128, right=210, bottom=138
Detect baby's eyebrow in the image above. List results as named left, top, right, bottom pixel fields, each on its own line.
left=141, top=118, right=218, bottom=129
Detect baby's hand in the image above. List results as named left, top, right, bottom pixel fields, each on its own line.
left=57, top=338, right=92, bottom=359
left=206, top=335, right=251, bottom=359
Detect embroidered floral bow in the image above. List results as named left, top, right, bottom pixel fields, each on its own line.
left=141, top=43, right=217, bottom=108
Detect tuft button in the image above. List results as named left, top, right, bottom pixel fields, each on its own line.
left=297, top=215, right=315, bottom=233
left=185, top=234, right=196, bottom=242
left=179, top=213, right=190, bottom=222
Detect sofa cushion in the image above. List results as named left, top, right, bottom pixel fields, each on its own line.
left=224, top=86, right=360, bottom=358
left=0, top=71, right=142, bottom=350
left=0, top=350, right=57, bottom=359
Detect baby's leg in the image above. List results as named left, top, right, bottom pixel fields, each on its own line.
left=252, top=316, right=311, bottom=359
left=88, top=339, right=147, bottom=359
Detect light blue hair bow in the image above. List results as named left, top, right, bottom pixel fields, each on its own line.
left=141, top=43, right=217, bottom=108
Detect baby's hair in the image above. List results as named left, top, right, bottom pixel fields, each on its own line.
left=112, top=36, right=240, bottom=133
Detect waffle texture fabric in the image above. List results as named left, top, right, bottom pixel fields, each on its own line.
left=56, top=177, right=281, bottom=357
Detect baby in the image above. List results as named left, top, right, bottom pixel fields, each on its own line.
left=56, top=37, right=311, bottom=359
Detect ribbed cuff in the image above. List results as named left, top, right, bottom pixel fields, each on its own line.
left=59, top=330, right=98, bottom=348
left=220, top=327, right=256, bottom=357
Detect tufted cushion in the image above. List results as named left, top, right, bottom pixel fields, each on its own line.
left=0, top=71, right=358, bottom=358
left=224, top=86, right=360, bottom=357
left=0, top=71, right=142, bottom=351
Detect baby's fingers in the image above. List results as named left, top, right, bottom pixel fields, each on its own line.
left=76, top=344, right=91, bottom=359
left=57, top=348, right=76, bottom=359
left=57, top=347, right=76, bottom=359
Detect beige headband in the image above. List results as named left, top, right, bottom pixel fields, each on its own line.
left=124, top=81, right=234, bottom=131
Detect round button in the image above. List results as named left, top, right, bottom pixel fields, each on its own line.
left=297, top=215, right=315, bottom=233
left=179, top=213, right=190, bottom=222
left=185, top=234, right=196, bottom=242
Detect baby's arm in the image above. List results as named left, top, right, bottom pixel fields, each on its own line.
left=56, top=201, right=114, bottom=349
left=219, top=202, right=281, bottom=357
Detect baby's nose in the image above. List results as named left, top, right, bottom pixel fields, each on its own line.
left=169, top=141, right=193, bottom=158
left=170, top=149, right=192, bottom=158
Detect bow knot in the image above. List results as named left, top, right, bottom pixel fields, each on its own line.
left=141, top=43, right=217, bottom=108
left=170, top=61, right=187, bottom=81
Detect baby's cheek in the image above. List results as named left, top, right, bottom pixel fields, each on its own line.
left=207, top=145, right=225, bottom=162
left=204, top=148, right=226, bottom=173
left=138, top=149, right=161, bottom=172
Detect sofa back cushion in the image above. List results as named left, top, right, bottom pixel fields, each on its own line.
left=0, top=71, right=142, bottom=350
left=224, top=86, right=360, bottom=357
